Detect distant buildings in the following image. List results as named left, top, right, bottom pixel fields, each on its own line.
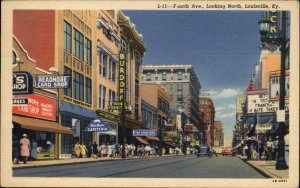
left=214, top=121, right=224, bottom=147
left=199, top=97, right=215, bottom=147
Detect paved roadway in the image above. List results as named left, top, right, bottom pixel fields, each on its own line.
left=13, top=155, right=266, bottom=178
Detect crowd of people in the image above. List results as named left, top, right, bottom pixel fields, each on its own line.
left=241, top=136, right=279, bottom=161
left=72, top=142, right=167, bottom=159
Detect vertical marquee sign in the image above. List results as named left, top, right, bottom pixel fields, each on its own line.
left=119, top=52, right=126, bottom=102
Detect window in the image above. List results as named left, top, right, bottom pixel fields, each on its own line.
left=111, top=60, right=116, bottom=82
left=177, top=94, right=183, bottom=102
left=177, top=83, right=183, bottom=91
left=74, top=72, right=84, bottom=101
left=64, top=66, right=72, bottom=97
left=135, top=79, right=139, bottom=97
left=74, top=30, right=84, bottom=60
left=85, top=78, right=91, bottom=104
left=152, top=114, right=157, bottom=129
left=99, top=51, right=107, bottom=77
left=99, top=85, right=106, bottom=109
left=170, top=83, right=173, bottom=89
left=85, top=38, right=92, bottom=66
left=109, top=90, right=116, bottom=102
left=147, top=111, right=152, bottom=128
left=146, top=73, right=152, bottom=81
left=177, top=72, right=183, bottom=80
left=135, top=56, right=140, bottom=74
left=108, top=58, right=112, bottom=80
left=135, top=103, right=139, bottom=120
left=162, top=72, right=167, bottom=81
left=142, top=109, right=147, bottom=126
left=64, top=21, right=72, bottom=53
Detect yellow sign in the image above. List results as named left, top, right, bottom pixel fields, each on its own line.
left=119, top=52, right=126, bottom=102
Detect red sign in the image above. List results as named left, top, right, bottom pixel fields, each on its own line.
left=13, top=94, right=56, bottom=121
left=184, top=124, right=194, bottom=132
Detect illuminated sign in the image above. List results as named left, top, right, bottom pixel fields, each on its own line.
left=256, top=124, right=272, bottom=131
left=13, top=72, right=33, bottom=95
left=34, top=76, right=71, bottom=88
left=108, top=101, right=130, bottom=111
left=269, top=11, right=280, bottom=39
left=12, top=94, right=56, bottom=121
left=118, top=52, right=126, bottom=102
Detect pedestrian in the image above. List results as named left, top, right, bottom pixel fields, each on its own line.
left=243, top=144, right=248, bottom=157
left=73, top=142, right=81, bottom=158
left=272, top=136, right=279, bottom=160
left=175, top=146, right=179, bottom=156
left=111, top=142, right=116, bottom=158
left=258, top=140, right=264, bottom=160
left=266, top=138, right=273, bottom=162
left=126, top=144, right=131, bottom=158
left=100, top=143, right=107, bottom=158
left=145, top=145, right=151, bottom=157
left=19, top=134, right=31, bottom=164
left=107, top=143, right=112, bottom=158
left=92, top=142, right=98, bottom=159
left=80, top=143, right=87, bottom=158
left=210, top=146, right=218, bottom=157
left=131, top=144, right=135, bottom=158
left=87, top=142, right=92, bottom=158
left=30, top=139, right=37, bottom=160
left=12, top=135, right=20, bottom=164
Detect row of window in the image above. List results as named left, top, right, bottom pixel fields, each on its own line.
left=64, top=21, right=92, bottom=66
left=99, top=51, right=117, bottom=82
left=141, top=108, right=157, bottom=129
left=64, top=67, right=92, bottom=104
left=146, top=72, right=185, bottom=81
left=99, top=85, right=116, bottom=109
left=158, top=98, right=169, bottom=114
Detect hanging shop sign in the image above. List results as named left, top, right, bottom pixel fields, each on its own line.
left=269, top=11, right=280, bottom=40
left=13, top=71, right=33, bottom=95
left=96, top=109, right=120, bottom=122
left=118, top=51, right=126, bottom=102
left=12, top=94, right=56, bottom=121
left=86, top=118, right=111, bottom=132
left=108, top=101, right=130, bottom=111
left=12, top=98, right=28, bottom=106
left=256, top=124, right=273, bottom=131
left=133, top=129, right=157, bottom=136
left=247, top=93, right=289, bottom=113
left=34, top=75, right=71, bottom=88
left=184, top=124, right=194, bottom=132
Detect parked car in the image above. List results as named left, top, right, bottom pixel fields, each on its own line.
left=197, top=146, right=210, bottom=157
left=215, top=147, right=224, bottom=154
left=222, top=147, right=236, bottom=156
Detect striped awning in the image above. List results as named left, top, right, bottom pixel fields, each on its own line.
left=146, top=136, right=160, bottom=141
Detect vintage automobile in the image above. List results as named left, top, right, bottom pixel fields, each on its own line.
left=197, top=145, right=210, bottom=157
left=222, top=146, right=236, bottom=156
left=215, top=147, right=224, bottom=154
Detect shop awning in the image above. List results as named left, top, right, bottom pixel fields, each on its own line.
left=164, top=141, right=175, bottom=147
left=146, top=136, right=160, bottom=141
left=13, top=115, right=73, bottom=134
left=60, top=101, right=97, bottom=119
left=135, top=137, right=149, bottom=145
left=244, top=113, right=276, bottom=125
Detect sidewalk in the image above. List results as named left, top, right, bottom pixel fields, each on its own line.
left=238, top=155, right=289, bottom=178
left=12, top=155, right=173, bottom=169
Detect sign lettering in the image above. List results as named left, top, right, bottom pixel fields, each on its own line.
left=13, top=72, right=33, bottom=95
left=118, top=52, right=126, bottom=104
left=34, top=76, right=71, bottom=88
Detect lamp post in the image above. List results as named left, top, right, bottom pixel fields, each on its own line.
left=258, top=11, right=288, bottom=170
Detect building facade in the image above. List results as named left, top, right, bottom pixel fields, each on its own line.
left=214, top=121, right=224, bottom=147
left=142, top=65, right=201, bottom=145
left=199, top=97, right=215, bottom=146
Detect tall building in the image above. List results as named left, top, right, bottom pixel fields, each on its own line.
left=233, top=95, right=244, bottom=146
left=214, top=121, right=223, bottom=147
left=142, top=65, right=201, bottom=145
left=199, top=97, right=215, bottom=146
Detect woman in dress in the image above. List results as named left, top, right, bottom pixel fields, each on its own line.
left=20, top=134, right=31, bottom=164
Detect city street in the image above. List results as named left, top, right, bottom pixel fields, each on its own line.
left=13, top=156, right=265, bottom=178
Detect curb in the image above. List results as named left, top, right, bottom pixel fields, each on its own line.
left=237, top=156, right=272, bottom=178
left=12, top=155, right=175, bottom=170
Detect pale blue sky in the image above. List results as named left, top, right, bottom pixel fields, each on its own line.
left=124, top=10, right=261, bottom=146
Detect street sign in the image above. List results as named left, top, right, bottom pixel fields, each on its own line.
left=133, top=129, right=157, bottom=136
left=13, top=72, right=33, bottom=95
left=12, top=98, right=28, bottom=106
left=276, top=110, right=285, bottom=122
left=34, top=76, right=71, bottom=88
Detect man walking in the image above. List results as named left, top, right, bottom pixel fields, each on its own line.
left=266, top=138, right=273, bottom=162
left=20, top=134, right=31, bottom=164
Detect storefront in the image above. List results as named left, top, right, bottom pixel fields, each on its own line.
left=12, top=93, right=72, bottom=160
left=60, top=101, right=97, bottom=156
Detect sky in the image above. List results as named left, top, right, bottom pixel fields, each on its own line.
left=124, top=10, right=261, bottom=146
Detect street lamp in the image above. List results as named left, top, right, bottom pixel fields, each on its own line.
left=258, top=12, right=288, bottom=170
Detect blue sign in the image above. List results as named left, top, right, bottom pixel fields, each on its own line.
left=86, top=119, right=111, bottom=132
left=133, top=129, right=156, bottom=136
left=34, top=76, right=71, bottom=88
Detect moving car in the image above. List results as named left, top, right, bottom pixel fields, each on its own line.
left=197, top=146, right=210, bottom=157
left=222, top=146, right=236, bottom=156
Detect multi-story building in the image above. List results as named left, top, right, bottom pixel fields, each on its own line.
left=142, top=65, right=201, bottom=145
left=199, top=97, right=215, bottom=147
left=141, top=83, right=172, bottom=145
left=13, top=10, right=98, bottom=158
left=117, top=11, right=146, bottom=144
left=234, top=95, right=244, bottom=145
left=214, top=121, right=223, bottom=147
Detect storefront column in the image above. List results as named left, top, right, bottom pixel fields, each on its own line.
left=55, top=133, right=60, bottom=159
